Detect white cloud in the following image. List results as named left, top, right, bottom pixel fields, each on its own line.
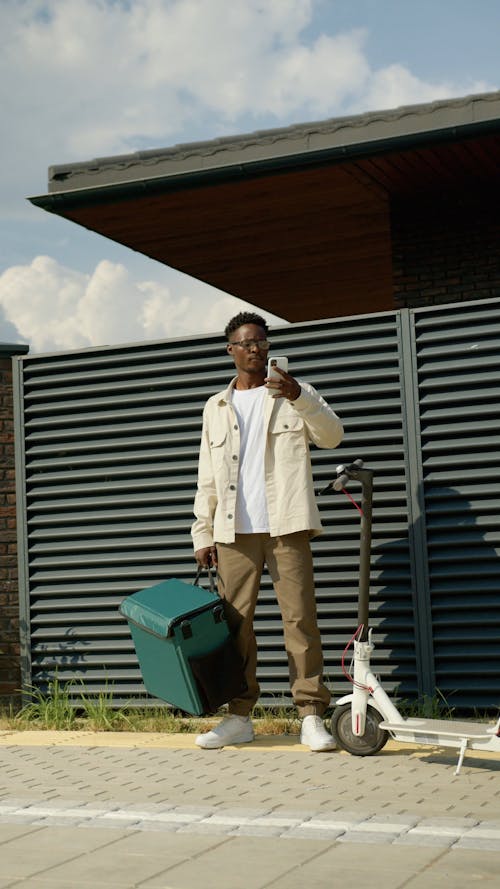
left=362, top=65, right=491, bottom=112
left=232, top=29, right=369, bottom=118
left=0, top=304, right=22, bottom=344
left=0, top=255, right=285, bottom=353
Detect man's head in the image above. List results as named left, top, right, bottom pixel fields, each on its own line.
left=225, top=312, right=270, bottom=380
left=224, top=312, right=269, bottom=341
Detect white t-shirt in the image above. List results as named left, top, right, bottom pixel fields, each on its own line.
left=231, top=385, right=270, bottom=533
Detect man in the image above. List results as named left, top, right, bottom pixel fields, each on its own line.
left=191, top=311, right=343, bottom=751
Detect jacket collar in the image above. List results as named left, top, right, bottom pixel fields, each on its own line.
left=218, top=376, right=276, bottom=425
left=218, top=376, right=238, bottom=404
left=220, top=376, right=270, bottom=402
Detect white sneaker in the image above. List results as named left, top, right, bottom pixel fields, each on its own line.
left=195, top=714, right=254, bottom=749
left=300, top=715, right=336, bottom=752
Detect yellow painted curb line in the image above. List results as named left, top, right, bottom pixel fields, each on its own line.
left=0, top=731, right=498, bottom=765
left=0, top=730, right=300, bottom=751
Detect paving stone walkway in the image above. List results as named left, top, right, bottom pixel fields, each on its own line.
left=0, top=733, right=498, bottom=887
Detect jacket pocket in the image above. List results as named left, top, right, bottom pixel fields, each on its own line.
left=269, top=415, right=307, bottom=458
left=209, top=429, right=227, bottom=470
left=269, top=414, right=304, bottom=435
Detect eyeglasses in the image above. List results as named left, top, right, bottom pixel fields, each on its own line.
left=229, top=338, right=270, bottom=351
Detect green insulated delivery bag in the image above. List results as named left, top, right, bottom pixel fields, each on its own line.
left=119, top=570, right=246, bottom=716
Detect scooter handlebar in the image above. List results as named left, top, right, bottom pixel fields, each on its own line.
left=333, top=472, right=350, bottom=491
left=333, top=458, right=364, bottom=490
left=318, top=459, right=365, bottom=495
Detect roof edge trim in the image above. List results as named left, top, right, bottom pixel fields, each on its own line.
left=29, top=117, right=500, bottom=213
left=1, top=343, right=30, bottom=357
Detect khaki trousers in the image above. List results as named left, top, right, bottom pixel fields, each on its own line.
left=216, top=531, right=330, bottom=717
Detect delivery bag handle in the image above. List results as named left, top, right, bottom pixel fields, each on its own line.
left=194, top=565, right=216, bottom=594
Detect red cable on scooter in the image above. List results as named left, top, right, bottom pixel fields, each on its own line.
left=341, top=625, right=373, bottom=692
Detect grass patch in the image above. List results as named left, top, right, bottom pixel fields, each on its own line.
left=76, top=683, right=135, bottom=732
left=397, top=690, right=456, bottom=720
left=14, top=678, right=78, bottom=731
left=0, top=681, right=301, bottom=735
left=3, top=682, right=488, bottom=735
left=251, top=703, right=300, bottom=735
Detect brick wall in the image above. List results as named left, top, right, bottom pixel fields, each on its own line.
left=0, top=346, right=28, bottom=709
left=392, top=196, right=500, bottom=309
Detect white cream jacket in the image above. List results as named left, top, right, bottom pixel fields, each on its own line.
left=191, top=377, right=343, bottom=550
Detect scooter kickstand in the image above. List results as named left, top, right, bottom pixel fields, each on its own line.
left=455, top=737, right=468, bottom=776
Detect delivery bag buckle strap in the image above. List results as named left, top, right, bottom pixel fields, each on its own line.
left=179, top=569, right=222, bottom=638
left=194, top=565, right=225, bottom=624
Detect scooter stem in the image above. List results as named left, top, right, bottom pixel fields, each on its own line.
left=355, top=468, right=373, bottom=640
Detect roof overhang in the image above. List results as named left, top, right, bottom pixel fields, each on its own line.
left=29, top=91, right=500, bottom=322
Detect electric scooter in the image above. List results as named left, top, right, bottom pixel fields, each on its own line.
left=320, top=460, right=500, bottom=776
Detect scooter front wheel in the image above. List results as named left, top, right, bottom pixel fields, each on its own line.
left=331, top=703, right=389, bottom=756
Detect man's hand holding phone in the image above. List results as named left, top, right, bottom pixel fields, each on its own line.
left=265, top=357, right=301, bottom=401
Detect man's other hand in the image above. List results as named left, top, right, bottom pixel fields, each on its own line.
left=195, top=545, right=218, bottom=568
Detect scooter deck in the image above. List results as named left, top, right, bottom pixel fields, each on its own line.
left=379, top=717, right=493, bottom=740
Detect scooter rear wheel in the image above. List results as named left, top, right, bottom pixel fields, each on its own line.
left=331, top=703, right=389, bottom=755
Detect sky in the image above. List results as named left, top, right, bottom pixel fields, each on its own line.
left=0, top=0, right=498, bottom=354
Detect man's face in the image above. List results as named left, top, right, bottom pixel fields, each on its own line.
left=227, top=323, right=269, bottom=376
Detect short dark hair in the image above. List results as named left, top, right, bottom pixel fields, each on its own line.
left=224, top=311, right=269, bottom=340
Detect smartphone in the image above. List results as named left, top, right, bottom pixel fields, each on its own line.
left=267, top=356, right=288, bottom=380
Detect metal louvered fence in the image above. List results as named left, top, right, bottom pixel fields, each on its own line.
left=13, top=299, right=500, bottom=712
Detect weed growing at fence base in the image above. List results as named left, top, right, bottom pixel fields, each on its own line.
left=14, top=679, right=78, bottom=730
left=398, top=691, right=456, bottom=720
